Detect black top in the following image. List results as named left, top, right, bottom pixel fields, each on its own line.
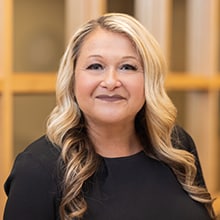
left=4, top=126, right=211, bottom=220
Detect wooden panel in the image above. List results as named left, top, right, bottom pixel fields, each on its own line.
left=0, top=0, right=13, bottom=218
left=166, top=73, right=220, bottom=90
left=12, top=73, right=56, bottom=93
left=186, top=0, right=219, bottom=194
left=134, top=0, right=172, bottom=63
left=0, top=77, right=3, bottom=91
left=213, top=193, right=220, bottom=218
left=65, top=0, right=106, bottom=41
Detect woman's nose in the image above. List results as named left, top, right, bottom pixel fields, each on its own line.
left=100, top=68, right=122, bottom=90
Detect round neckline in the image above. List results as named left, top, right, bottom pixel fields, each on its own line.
left=100, top=150, right=144, bottom=161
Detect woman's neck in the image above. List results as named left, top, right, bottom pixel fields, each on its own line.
left=87, top=122, right=143, bottom=158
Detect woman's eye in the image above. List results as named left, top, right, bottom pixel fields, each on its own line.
left=120, top=64, right=137, bottom=71
left=87, top=63, right=103, bottom=70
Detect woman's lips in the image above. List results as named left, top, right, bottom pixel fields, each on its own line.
left=95, top=94, right=125, bottom=102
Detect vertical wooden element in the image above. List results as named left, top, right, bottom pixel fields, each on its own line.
left=65, top=0, right=106, bottom=42
left=134, top=0, right=172, bottom=65
left=0, top=0, right=13, bottom=218
left=186, top=0, right=219, bottom=194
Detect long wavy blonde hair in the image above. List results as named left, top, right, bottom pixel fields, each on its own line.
left=46, top=13, right=215, bottom=220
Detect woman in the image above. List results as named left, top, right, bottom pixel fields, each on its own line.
left=4, top=13, right=215, bottom=220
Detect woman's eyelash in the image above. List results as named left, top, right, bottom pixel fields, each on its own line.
left=121, top=64, right=138, bottom=71
left=86, top=63, right=103, bottom=70
left=86, top=63, right=138, bottom=71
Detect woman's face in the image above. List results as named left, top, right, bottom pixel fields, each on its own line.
left=74, top=28, right=145, bottom=126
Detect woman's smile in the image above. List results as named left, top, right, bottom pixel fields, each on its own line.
left=95, top=94, right=126, bottom=102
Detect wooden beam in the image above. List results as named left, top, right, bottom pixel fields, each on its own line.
left=12, top=73, right=56, bottom=93
left=165, top=73, right=220, bottom=90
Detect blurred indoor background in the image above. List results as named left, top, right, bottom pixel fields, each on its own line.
left=0, top=0, right=219, bottom=218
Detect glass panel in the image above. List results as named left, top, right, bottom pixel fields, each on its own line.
left=170, top=0, right=187, bottom=72
left=107, top=0, right=134, bottom=16
left=167, top=90, right=186, bottom=127
left=13, top=94, right=55, bottom=157
left=13, top=0, right=65, bottom=72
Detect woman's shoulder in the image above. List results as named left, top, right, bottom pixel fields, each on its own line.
left=4, top=136, right=62, bottom=219
left=4, top=136, right=61, bottom=194
left=16, top=136, right=61, bottom=178
left=21, top=135, right=61, bottom=168
left=171, top=125, right=206, bottom=187
left=15, top=136, right=61, bottom=174
left=171, top=125, right=196, bottom=153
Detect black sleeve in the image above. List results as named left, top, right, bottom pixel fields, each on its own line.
left=4, top=152, right=58, bottom=220
left=171, top=125, right=207, bottom=187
